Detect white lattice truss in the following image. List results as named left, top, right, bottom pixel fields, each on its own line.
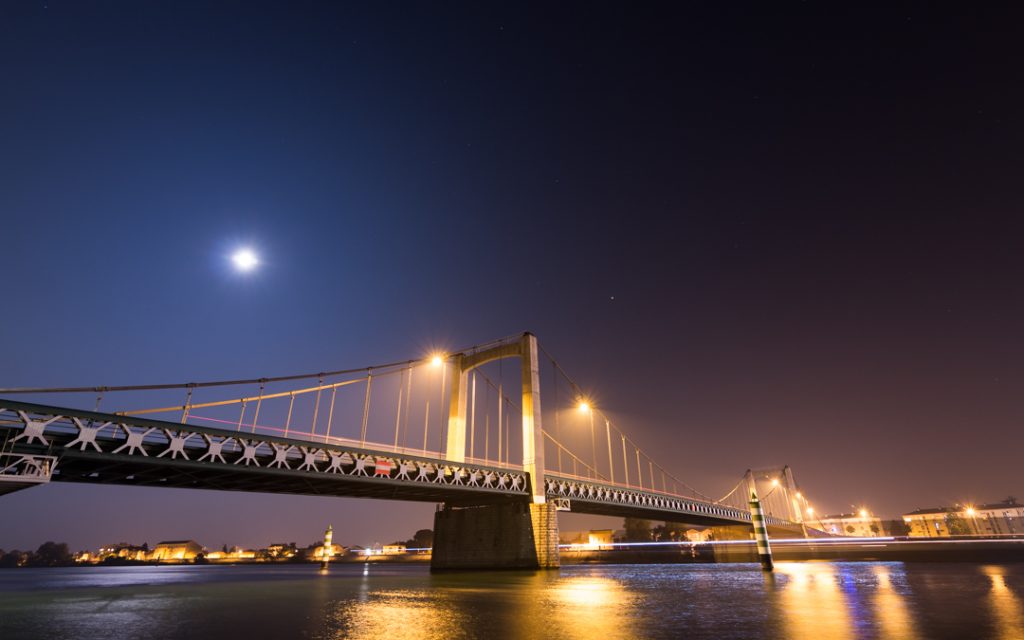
left=1, top=407, right=528, bottom=495
left=0, top=452, right=57, bottom=482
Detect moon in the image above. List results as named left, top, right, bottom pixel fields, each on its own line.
left=231, top=248, right=259, bottom=272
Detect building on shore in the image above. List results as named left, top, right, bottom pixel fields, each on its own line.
left=560, top=529, right=616, bottom=549
left=205, top=546, right=257, bottom=562
left=818, top=512, right=885, bottom=537
left=149, top=540, right=204, bottom=562
left=903, top=499, right=1024, bottom=537
left=903, top=507, right=955, bottom=537
left=263, top=543, right=299, bottom=560
left=97, top=542, right=148, bottom=561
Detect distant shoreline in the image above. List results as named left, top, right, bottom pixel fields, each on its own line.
left=0, top=553, right=433, bottom=569
left=7, top=537, right=1024, bottom=569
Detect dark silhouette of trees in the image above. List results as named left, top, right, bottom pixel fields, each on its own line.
left=0, top=542, right=73, bottom=567
left=652, top=522, right=688, bottom=541
left=394, top=529, right=435, bottom=548
left=411, top=529, right=433, bottom=548
left=30, top=542, right=73, bottom=566
left=0, top=550, right=24, bottom=567
left=624, top=518, right=653, bottom=541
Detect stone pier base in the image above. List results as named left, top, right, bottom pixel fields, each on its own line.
left=431, top=501, right=560, bottom=571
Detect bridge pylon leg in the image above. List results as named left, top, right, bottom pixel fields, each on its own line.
left=749, top=491, right=774, bottom=572
left=445, top=354, right=468, bottom=463
left=430, top=500, right=559, bottom=571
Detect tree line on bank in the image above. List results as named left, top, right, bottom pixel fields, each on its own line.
left=388, top=529, right=434, bottom=549
left=0, top=542, right=73, bottom=567
left=622, top=518, right=693, bottom=541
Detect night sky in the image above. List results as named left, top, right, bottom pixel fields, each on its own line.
left=2, top=2, right=1023, bottom=551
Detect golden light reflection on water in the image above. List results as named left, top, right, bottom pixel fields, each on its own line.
left=313, top=563, right=1023, bottom=640
left=540, top=576, right=635, bottom=640
left=872, top=565, right=918, bottom=640
left=774, top=562, right=854, bottom=640
left=329, top=589, right=467, bottom=640
left=983, top=566, right=1024, bottom=640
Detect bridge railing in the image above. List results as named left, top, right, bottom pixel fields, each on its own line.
left=0, top=400, right=528, bottom=475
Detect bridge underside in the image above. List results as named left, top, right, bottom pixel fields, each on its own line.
left=38, top=449, right=528, bottom=505
left=554, top=496, right=750, bottom=527
left=36, top=454, right=760, bottom=529
left=42, top=454, right=756, bottom=528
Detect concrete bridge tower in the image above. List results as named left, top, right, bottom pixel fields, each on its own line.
left=431, top=332, right=559, bottom=570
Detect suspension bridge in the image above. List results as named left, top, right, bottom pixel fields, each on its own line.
left=0, top=332, right=822, bottom=569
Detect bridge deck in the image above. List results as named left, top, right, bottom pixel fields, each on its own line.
left=0, top=400, right=791, bottom=527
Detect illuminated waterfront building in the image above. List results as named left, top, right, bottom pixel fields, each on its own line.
left=149, top=540, right=204, bottom=562
left=205, top=547, right=257, bottom=562
left=818, top=512, right=885, bottom=537
left=263, top=543, right=299, bottom=559
left=97, top=542, right=148, bottom=561
left=903, top=499, right=1024, bottom=537
left=560, top=529, right=617, bottom=548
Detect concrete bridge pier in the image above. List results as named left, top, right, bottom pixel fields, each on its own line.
left=430, top=500, right=560, bottom=571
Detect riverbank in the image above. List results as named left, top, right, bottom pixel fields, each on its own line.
left=11, top=538, right=1024, bottom=570
left=560, top=537, right=1024, bottom=564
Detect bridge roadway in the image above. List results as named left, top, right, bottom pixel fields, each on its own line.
left=0, top=399, right=788, bottom=528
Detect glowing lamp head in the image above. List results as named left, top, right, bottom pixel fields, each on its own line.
left=771, top=478, right=779, bottom=487
left=965, top=507, right=976, bottom=517
left=859, top=509, right=868, bottom=518
left=806, top=507, right=814, bottom=516
left=577, top=400, right=591, bottom=413
left=430, top=354, right=444, bottom=367
left=231, top=248, right=258, bottom=271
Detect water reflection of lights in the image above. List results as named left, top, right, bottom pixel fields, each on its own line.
left=553, top=577, right=619, bottom=607
left=331, top=590, right=465, bottom=640
left=774, top=563, right=854, bottom=640
left=982, top=566, right=1024, bottom=640
left=545, top=577, right=635, bottom=639
left=871, top=565, right=918, bottom=639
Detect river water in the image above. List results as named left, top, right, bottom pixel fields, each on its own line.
left=0, top=562, right=1022, bottom=639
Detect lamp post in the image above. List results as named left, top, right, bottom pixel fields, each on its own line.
left=577, top=399, right=597, bottom=480
left=588, top=409, right=596, bottom=480
left=966, top=506, right=978, bottom=535
left=604, top=418, right=615, bottom=484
